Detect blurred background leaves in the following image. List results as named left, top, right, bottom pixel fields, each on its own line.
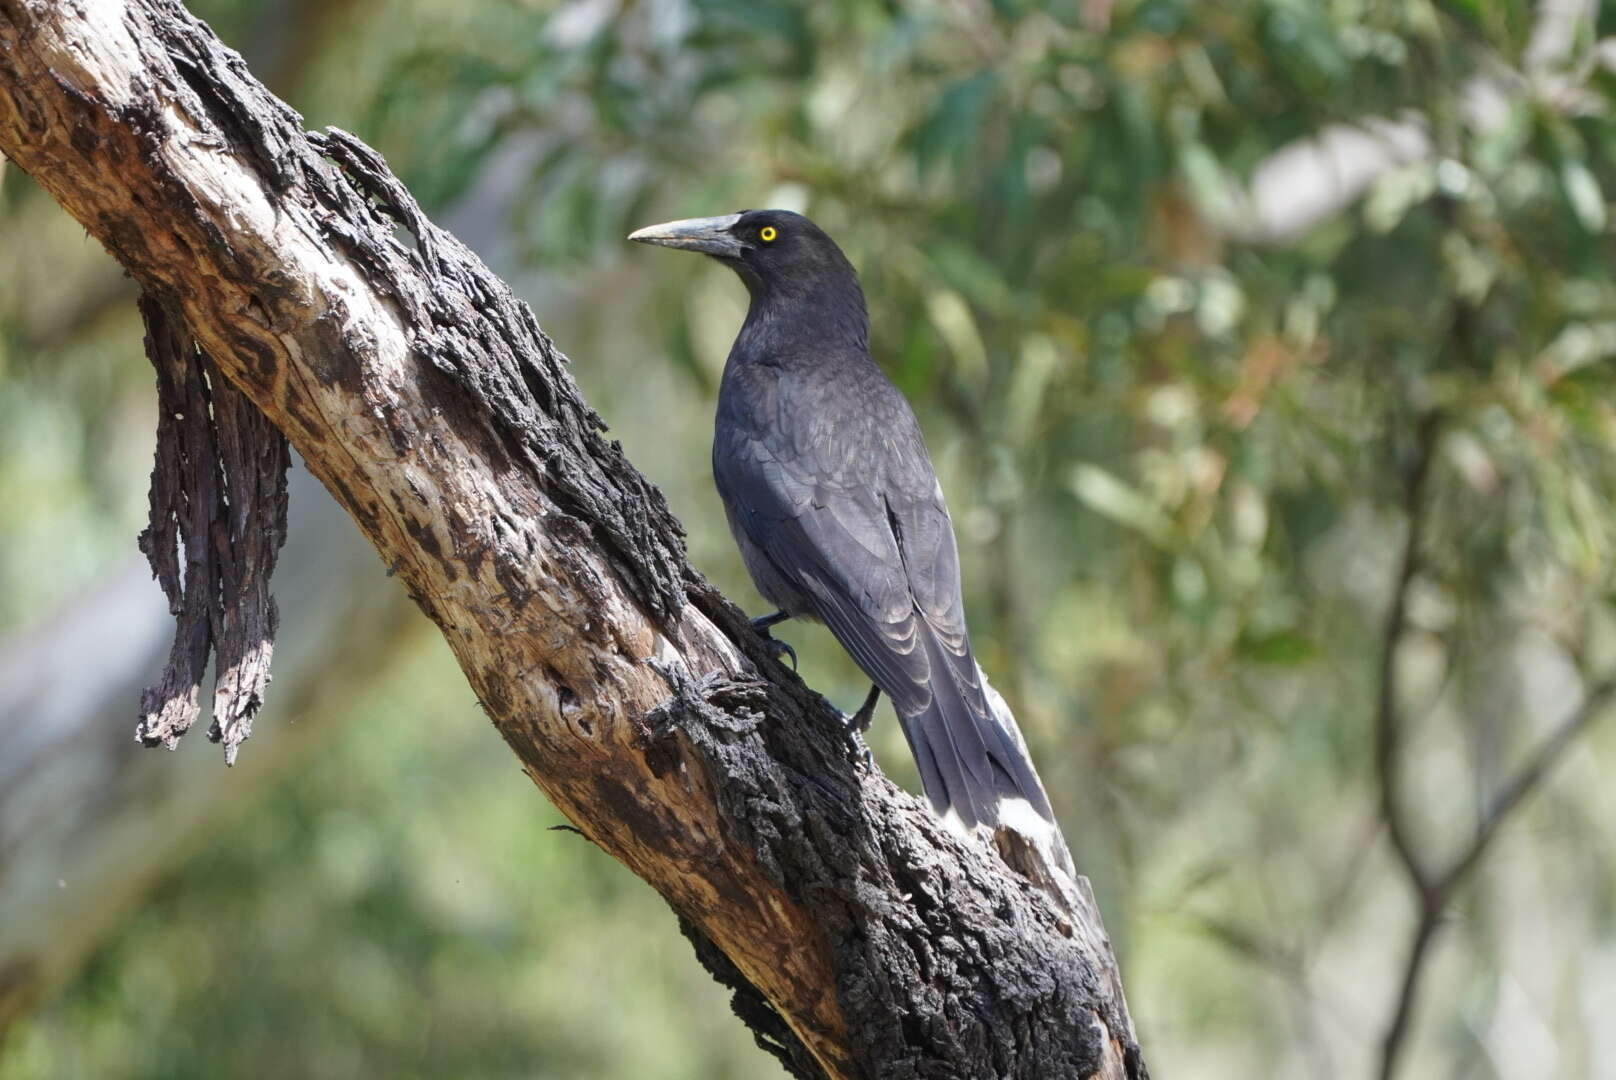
left=4, top=0, right=1616, bottom=1076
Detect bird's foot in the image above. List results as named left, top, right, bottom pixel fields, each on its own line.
left=757, top=634, right=797, bottom=670
left=842, top=724, right=874, bottom=769
left=841, top=684, right=881, bottom=768
left=849, top=684, right=879, bottom=734
left=750, top=611, right=796, bottom=670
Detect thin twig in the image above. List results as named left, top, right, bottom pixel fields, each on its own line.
left=1379, top=905, right=1443, bottom=1080
left=1373, top=410, right=1444, bottom=905
left=1368, top=408, right=1443, bottom=1080
left=1377, top=631, right=1616, bottom=1079
left=1437, top=677, right=1616, bottom=896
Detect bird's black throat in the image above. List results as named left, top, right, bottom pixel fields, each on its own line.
left=731, top=268, right=870, bottom=366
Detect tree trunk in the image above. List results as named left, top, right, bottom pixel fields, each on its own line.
left=0, top=3, right=1145, bottom=1076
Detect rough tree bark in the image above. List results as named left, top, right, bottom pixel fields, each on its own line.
left=0, top=3, right=1145, bottom=1077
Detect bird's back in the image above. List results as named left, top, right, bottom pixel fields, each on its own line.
left=712, top=344, right=911, bottom=620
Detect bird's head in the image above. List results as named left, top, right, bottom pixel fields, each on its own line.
left=628, top=209, right=859, bottom=305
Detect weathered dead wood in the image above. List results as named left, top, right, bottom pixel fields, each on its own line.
left=136, top=295, right=290, bottom=761
left=0, top=2, right=1146, bottom=1076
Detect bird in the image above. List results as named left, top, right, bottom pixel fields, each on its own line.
left=629, top=209, right=1066, bottom=859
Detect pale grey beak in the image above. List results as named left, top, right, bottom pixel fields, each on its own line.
left=628, top=213, right=746, bottom=258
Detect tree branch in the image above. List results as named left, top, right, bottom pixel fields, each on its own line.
left=0, top=2, right=1144, bottom=1077
left=1372, top=407, right=1616, bottom=1079
left=1439, top=677, right=1616, bottom=892
left=1376, top=675, right=1615, bottom=1080
left=1374, top=410, right=1444, bottom=906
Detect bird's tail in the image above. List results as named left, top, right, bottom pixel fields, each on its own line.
left=895, top=629, right=1073, bottom=879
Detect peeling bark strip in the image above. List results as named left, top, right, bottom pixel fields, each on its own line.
left=135, top=296, right=289, bottom=763
left=0, top=2, right=1146, bottom=1076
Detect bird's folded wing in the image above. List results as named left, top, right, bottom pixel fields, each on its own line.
left=715, top=427, right=935, bottom=716
left=717, top=421, right=1053, bottom=821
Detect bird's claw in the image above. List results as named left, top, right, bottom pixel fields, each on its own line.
left=758, top=633, right=797, bottom=670
left=750, top=613, right=797, bottom=669
left=841, top=684, right=880, bottom=767
left=842, top=722, right=875, bottom=769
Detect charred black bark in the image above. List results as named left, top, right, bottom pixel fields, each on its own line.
left=675, top=579, right=1139, bottom=1079
left=301, top=127, right=692, bottom=629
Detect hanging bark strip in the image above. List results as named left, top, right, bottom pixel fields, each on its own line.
left=0, top=1, right=1146, bottom=1076
left=136, top=297, right=290, bottom=762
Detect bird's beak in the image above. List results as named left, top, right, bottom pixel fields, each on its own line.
left=628, top=213, right=746, bottom=258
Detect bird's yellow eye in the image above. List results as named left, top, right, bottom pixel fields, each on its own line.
left=759, top=226, right=778, bottom=242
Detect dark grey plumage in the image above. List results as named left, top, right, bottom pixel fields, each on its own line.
left=630, top=209, right=1055, bottom=833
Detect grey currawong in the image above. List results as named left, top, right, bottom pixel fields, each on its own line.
left=630, top=208, right=1059, bottom=838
